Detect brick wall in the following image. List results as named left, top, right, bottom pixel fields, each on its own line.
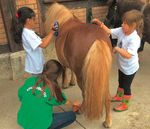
left=92, top=6, right=108, bottom=21
left=71, top=8, right=86, bottom=23
left=0, top=12, right=7, bottom=45
left=0, top=1, right=109, bottom=46
left=16, top=0, right=40, bottom=33
left=70, top=6, right=108, bottom=23
left=0, top=0, right=40, bottom=45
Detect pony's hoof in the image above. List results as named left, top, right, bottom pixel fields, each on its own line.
left=62, top=85, right=69, bottom=89
left=103, top=121, right=112, bottom=128
left=69, top=83, right=76, bottom=86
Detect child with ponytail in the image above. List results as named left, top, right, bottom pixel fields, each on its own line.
left=17, top=59, right=76, bottom=129
left=12, top=7, right=59, bottom=77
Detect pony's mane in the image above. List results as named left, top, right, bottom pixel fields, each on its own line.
left=45, top=3, right=75, bottom=34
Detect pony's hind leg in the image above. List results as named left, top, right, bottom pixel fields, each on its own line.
left=103, top=92, right=112, bottom=128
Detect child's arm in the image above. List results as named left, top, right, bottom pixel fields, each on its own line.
left=39, top=30, right=54, bottom=48
left=114, top=47, right=132, bottom=59
left=46, top=92, right=67, bottom=106
left=92, top=18, right=111, bottom=34
left=40, top=21, right=59, bottom=48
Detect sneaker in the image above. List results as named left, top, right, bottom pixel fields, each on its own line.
left=113, top=103, right=128, bottom=112
left=113, top=95, right=131, bottom=112
left=111, top=95, right=122, bottom=102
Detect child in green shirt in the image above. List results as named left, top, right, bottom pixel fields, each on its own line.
left=17, top=59, right=76, bottom=129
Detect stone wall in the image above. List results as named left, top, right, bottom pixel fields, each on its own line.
left=0, top=53, right=12, bottom=79
left=0, top=40, right=57, bottom=80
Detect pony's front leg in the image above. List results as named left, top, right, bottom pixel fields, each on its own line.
left=62, top=68, right=76, bottom=88
left=103, top=93, right=112, bottom=128
left=62, top=67, right=70, bottom=89
left=69, top=71, right=76, bottom=86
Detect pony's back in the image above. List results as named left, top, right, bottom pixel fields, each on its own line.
left=55, top=19, right=112, bottom=119
left=62, top=20, right=111, bottom=74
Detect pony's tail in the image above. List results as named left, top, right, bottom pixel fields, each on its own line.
left=82, top=40, right=112, bottom=120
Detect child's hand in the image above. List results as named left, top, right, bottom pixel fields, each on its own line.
left=113, top=46, right=119, bottom=53
left=92, top=18, right=100, bottom=25
left=66, top=100, right=82, bottom=114
left=72, top=101, right=81, bottom=112
left=92, top=18, right=104, bottom=28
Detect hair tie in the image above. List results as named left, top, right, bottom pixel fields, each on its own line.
left=16, top=13, right=19, bottom=18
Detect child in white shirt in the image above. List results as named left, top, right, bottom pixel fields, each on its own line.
left=92, top=10, right=144, bottom=112
left=12, top=7, right=59, bottom=76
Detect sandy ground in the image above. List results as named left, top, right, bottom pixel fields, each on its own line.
left=0, top=43, right=150, bottom=129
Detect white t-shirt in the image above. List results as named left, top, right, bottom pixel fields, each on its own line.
left=22, top=28, right=44, bottom=74
left=111, top=27, right=141, bottom=75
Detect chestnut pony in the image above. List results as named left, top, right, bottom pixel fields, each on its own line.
left=44, top=3, right=112, bottom=127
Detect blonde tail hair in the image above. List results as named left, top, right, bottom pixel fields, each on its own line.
left=82, top=40, right=112, bottom=120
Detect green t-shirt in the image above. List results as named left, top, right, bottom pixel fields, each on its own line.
left=17, top=76, right=67, bottom=129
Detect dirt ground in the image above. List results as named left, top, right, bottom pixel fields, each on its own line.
left=0, top=43, right=150, bottom=129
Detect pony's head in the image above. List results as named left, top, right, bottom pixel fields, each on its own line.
left=105, top=0, right=150, bottom=43
left=44, top=3, right=74, bottom=34
left=104, top=0, right=121, bottom=27
left=105, top=0, right=145, bottom=28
